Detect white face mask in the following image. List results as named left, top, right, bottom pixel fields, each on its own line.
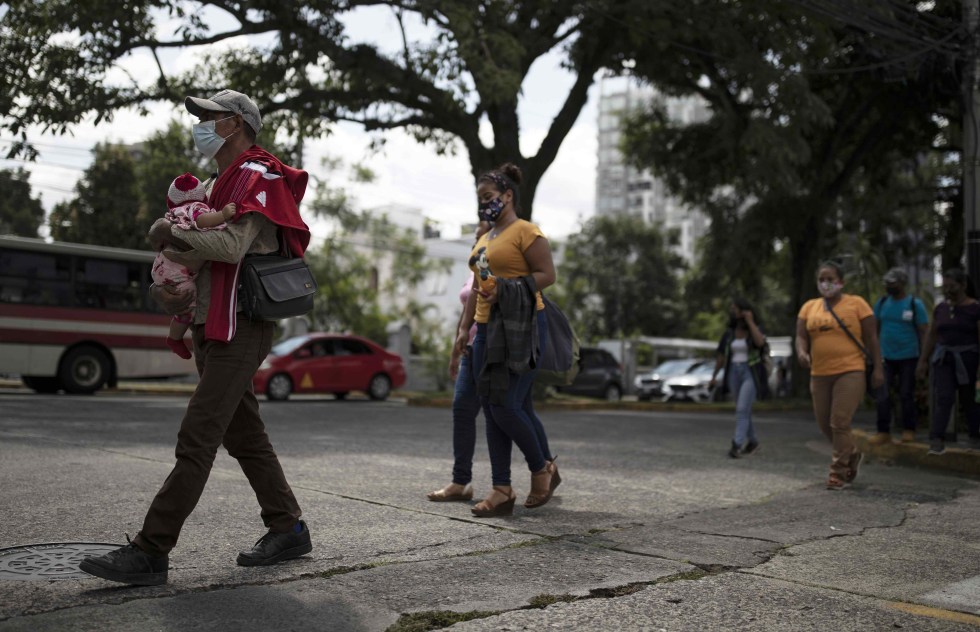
left=192, top=115, right=236, bottom=159
left=818, top=280, right=843, bottom=298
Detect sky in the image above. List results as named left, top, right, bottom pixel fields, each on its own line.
left=1, top=5, right=616, bottom=243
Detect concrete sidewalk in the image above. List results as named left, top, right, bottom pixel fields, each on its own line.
left=1, top=392, right=979, bottom=630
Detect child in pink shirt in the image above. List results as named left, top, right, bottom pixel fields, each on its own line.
left=151, top=172, right=237, bottom=359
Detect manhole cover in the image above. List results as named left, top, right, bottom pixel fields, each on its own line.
left=0, top=543, right=122, bottom=581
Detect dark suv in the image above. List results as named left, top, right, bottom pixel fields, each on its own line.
left=557, top=347, right=623, bottom=401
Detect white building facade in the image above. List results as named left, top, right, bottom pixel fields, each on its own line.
left=358, top=203, right=475, bottom=336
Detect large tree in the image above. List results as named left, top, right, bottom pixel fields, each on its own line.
left=620, top=0, right=961, bottom=334
left=0, top=0, right=650, bottom=218
left=0, top=168, right=45, bottom=237
left=48, top=143, right=148, bottom=249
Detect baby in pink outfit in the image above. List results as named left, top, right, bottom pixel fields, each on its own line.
left=151, top=172, right=237, bottom=359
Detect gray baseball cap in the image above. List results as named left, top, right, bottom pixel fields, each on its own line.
left=185, top=89, right=262, bottom=134
left=883, top=267, right=909, bottom=285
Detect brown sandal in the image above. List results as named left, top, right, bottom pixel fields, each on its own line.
left=525, top=456, right=561, bottom=509
left=471, top=486, right=516, bottom=517
left=427, top=483, right=473, bottom=502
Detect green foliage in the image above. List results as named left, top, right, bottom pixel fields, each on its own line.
left=620, top=0, right=959, bottom=340
left=47, top=143, right=147, bottom=249
left=559, top=214, right=684, bottom=341
left=1, top=0, right=643, bottom=219
left=305, top=158, right=450, bottom=352
left=0, top=168, right=44, bottom=237
left=305, top=240, right=390, bottom=343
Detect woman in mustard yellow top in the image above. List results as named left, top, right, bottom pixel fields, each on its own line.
left=455, top=163, right=559, bottom=517
left=796, top=261, right=884, bottom=490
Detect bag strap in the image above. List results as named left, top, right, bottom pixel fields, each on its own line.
left=824, top=298, right=870, bottom=361
left=277, top=229, right=292, bottom=258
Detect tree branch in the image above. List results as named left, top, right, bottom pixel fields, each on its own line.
left=526, top=59, right=600, bottom=183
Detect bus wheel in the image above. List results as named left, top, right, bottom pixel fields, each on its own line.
left=22, top=376, right=61, bottom=393
left=59, top=346, right=111, bottom=394
left=266, top=374, right=292, bottom=401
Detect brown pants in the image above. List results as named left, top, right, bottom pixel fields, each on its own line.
left=134, top=319, right=302, bottom=557
left=810, top=371, right=865, bottom=479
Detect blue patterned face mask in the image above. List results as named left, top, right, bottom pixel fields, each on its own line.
left=478, top=196, right=505, bottom=222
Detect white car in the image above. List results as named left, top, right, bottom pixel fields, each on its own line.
left=662, top=363, right=717, bottom=403
left=634, top=358, right=705, bottom=400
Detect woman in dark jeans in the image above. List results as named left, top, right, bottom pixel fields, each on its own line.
left=917, top=268, right=980, bottom=454
left=456, top=162, right=559, bottom=517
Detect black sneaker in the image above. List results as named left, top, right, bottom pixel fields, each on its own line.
left=78, top=538, right=168, bottom=586
left=237, top=520, right=312, bottom=567
left=728, top=441, right=741, bottom=459
left=741, top=440, right=760, bottom=456
left=927, top=439, right=946, bottom=455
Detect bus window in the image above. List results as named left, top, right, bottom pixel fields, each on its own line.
left=75, top=258, right=146, bottom=311
left=0, top=249, right=72, bottom=306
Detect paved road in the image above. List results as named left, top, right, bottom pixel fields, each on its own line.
left=0, top=390, right=978, bottom=631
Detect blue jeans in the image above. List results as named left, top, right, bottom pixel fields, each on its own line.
left=450, top=346, right=480, bottom=486
left=874, top=358, right=918, bottom=432
left=728, top=362, right=757, bottom=446
left=472, top=310, right=552, bottom=486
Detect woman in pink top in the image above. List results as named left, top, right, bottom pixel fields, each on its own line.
left=428, top=222, right=491, bottom=502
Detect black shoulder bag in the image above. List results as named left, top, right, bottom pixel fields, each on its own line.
left=824, top=299, right=874, bottom=394
left=535, top=295, right=581, bottom=386
left=238, top=239, right=317, bottom=320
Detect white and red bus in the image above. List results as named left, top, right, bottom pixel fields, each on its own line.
left=0, top=235, right=194, bottom=393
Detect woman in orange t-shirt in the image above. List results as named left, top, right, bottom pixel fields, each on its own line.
left=455, top=163, right=559, bottom=518
left=796, top=261, right=884, bottom=490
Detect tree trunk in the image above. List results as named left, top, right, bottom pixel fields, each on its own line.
left=787, top=198, right=827, bottom=398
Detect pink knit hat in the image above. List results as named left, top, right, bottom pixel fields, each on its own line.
left=167, top=172, right=207, bottom=209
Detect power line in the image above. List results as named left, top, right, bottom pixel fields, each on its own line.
left=0, top=137, right=97, bottom=155
left=1, top=157, right=87, bottom=172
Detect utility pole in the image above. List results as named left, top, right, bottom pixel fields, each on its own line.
left=960, top=0, right=980, bottom=442
left=965, top=0, right=980, bottom=286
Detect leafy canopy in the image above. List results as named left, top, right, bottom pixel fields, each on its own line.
left=558, top=214, right=684, bottom=341
left=0, top=168, right=45, bottom=237
left=620, top=0, right=961, bottom=330
left=1, top=0, right=652, bottom=218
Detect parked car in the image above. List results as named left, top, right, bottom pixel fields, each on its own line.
left=557, top=347, right=624, bottom=401
left=253, top=333, right=406, bottom=401
left=662, top=362, right=717, bottom=403
left=634, top=358, right=706, bottom=401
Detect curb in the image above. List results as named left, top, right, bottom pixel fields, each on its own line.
left=405, top=396, right=815, bottom=413
left=853, top=429, right=980, bottom=477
